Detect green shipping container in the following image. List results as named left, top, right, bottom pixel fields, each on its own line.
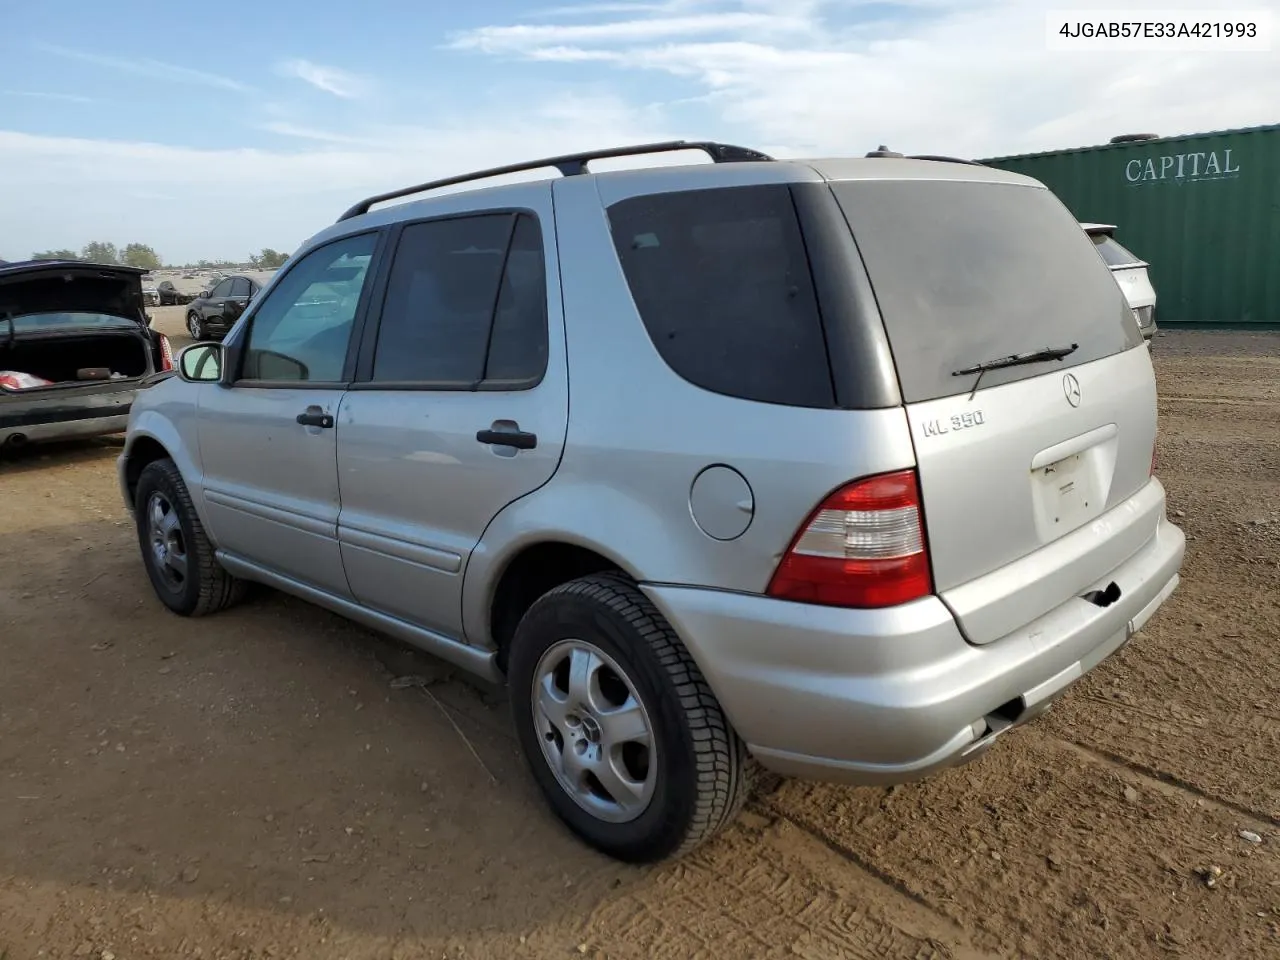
left=981, top=124, right=1280, bottom=326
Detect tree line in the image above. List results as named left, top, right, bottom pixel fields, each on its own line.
left=27, top=244, right=290, bottom=271
left=31, top=242, right=163, bottom=270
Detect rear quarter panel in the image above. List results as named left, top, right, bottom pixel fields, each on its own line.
left=460, top=173, right=918, bottom=649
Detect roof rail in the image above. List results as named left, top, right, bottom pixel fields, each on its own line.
left=336, top=140, right=774, bottom=222
left=864, top=145, right=984, bottom=165
left=907, top=154, right=986, bottom=166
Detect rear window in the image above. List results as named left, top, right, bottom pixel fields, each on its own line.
left=1090, top=233, right=1144, bottom=267
left=6, top=312, right=135, bottom=332
left=606, top=185, right=835, bottom=408
left=832, top=180, right=1141, bottom=403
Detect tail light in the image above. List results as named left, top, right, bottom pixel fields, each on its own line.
left=766, top=469, right=933, bottom=609
left=158, top=334, right=174, bottom=372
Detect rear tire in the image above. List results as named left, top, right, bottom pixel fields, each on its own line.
left=135, top=458, right=246, bottom=617
left=508, top=574, right=750, bottom=862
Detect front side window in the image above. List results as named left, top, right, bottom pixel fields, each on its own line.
left=370, top=212, right=548, bottom=385
left=239, top=233, right=377, bottom=383
left=209, top=279, right=233, bottom=299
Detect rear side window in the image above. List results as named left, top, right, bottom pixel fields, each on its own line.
left=1091, top=233, right=1143, bottom=267
left=371, top=213, right=547, bottom=385
left=485, top=214, right=548, bottom=383
left=606, top=185, right=835, bottom=408
left=832, top=181, right=1141, bottom=404
left=230, top=277, right=251, bottom=297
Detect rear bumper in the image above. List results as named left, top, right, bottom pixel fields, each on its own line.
left=1, top=389, right=136, bottom=445
left=643, top=510, right=1185, bottom=786
left=1, top=412, right=130, bottom=445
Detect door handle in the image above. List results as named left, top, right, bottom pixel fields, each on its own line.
left=297, top=411, right=334, bottom=428
left=476, top=428, right=537, bottom=450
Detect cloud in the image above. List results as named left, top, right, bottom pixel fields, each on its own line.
left=450, top=12, right=812, bottom=52
left=260, top=121, right=375, bottom=145
left=35, top=43, right=251, bottom=93
left=277, top=59, right=370, bottom=99
left=0, top=94, right=670, bottom=262
left=9, top=0, right=1279, bottom=264
left=4, top=90, right=95, bottom=104
left=450, top=0, right=1280, bottom=158
left=532, top=2, right=671, bottom=16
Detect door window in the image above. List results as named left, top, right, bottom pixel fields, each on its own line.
left=239, top=233, right=377, bottom=383
left=370, top=213, right=548, bottom=386
left=209, top=279, right=233, bottom=299
left=230, top=277, right=252, bottom=298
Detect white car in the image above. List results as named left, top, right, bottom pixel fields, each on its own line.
left=1082, top=223, right=1156, bottom=343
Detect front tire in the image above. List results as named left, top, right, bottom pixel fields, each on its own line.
left=135, top=458, right=245, bottom=617
left=187, top=312, right=204, bottom=340
left=508, top=574, right=750, bottom=862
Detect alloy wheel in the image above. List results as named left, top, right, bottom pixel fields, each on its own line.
left=146, top=491, right=189, bottom=591
left=531, top=639, right=657, bottom=824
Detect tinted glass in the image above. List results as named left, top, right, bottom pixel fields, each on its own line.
left=607, top=185, right=834, bottom=408
left=485, top=214, right=548, bottom=382
left=1091, top=234, right=1143, bottom=267
left=230, top=277, right=251, bottom=297
left=240, top=233, right=376, bottom=382
left=831, top=180, right=1141, bottom=403
left=209, top=279, right=233, bottom=298
left=372, top=214, right=511, bottom=383
left=8, top=312, right=135, bottom=332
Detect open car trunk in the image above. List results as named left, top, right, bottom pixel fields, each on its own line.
left=1, top=330, right=151, bottom=387
left=0, top=260, right=156, bottom=392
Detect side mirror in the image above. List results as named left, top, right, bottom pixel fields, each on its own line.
left=178, top=342, right=224, bottom=383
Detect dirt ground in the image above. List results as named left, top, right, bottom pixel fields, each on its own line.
left=2, top=317, right=1277, bottom=960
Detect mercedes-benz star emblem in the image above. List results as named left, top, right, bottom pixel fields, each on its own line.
left=1063, top=372, right=1082, bottom=407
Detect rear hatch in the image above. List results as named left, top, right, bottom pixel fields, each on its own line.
left=830, top=173, right=1156, bottom=644
left=1086, top=226, right=1156, bottom=333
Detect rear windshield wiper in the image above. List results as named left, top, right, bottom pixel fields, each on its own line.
left=952, top=343, right=1079, bottom=399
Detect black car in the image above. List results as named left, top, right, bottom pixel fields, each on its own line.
left=157, top=280, right=196, bottom=306
left=1, top=260, right=174, bottom=449
left=184, top=273, right=264, bottom=340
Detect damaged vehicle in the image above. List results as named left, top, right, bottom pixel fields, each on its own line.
left=1, top=259, right=174, bottom=450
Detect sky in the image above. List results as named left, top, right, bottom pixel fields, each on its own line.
left=1, top=0, right=1277, bottom=264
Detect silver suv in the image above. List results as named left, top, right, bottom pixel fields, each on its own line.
left=119, top=141, right=1186, bottom=862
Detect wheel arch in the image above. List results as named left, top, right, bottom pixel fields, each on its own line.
left=120, top=412, right=207, bottom=525
left=481, top=539, right=633, bottom=673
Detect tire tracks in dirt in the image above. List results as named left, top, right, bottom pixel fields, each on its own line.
left=550, top=812, right=995, bottom=960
